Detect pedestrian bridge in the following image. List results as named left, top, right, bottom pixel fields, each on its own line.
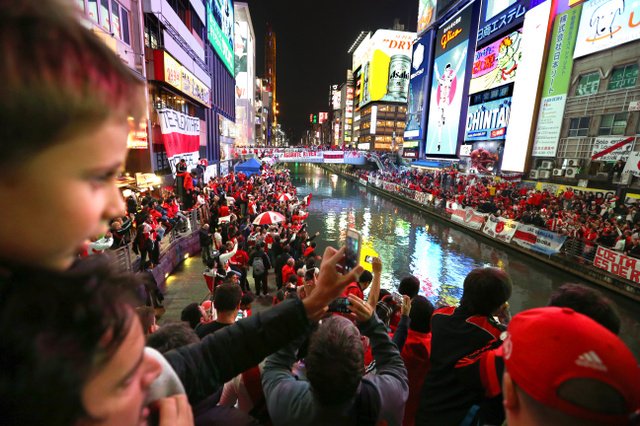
left=237, top=148, right=399, bottom=172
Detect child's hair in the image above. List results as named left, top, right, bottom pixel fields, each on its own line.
left=0, top=0, right=145, bottom=172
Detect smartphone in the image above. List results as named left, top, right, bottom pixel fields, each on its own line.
left=392, top=291, right=403, bottom=305
left=342, top=228, right=362, bottom=272
left=328, top=297, right=351, bottom=313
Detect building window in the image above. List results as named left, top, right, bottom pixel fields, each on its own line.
left=87, top=0, right=98, bottom=22
left=608, top=64, right=638, bottom=91
left=598, top=113, right=627, bottom=136
left=145, top=14, right=161, bottom=49
left=84, top=0, right=130, bottom=45
left=576, top=72, right=600, bottom=96
left=120, top=8, right=130, bottom=45
left=568, top=117, right=590, bottom=137
left=99, top=0, right=110, bottom=30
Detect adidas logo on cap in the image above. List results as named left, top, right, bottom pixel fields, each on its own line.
left=575, top=351, right=607, bottom=372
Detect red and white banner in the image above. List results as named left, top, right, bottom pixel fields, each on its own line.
left=482, top=215, right=519, bottom=243
left=450, top=206, right=488, bottom=230
left=593, top=246, right=640, bottom=284
left=276, top=151, right=323, bottom=163
left=158, top=109, right=200, bottom=159
left=323, top=150, right=345, bottom=163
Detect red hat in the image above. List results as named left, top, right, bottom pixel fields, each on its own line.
left=502, top=307, right=640, bottom=425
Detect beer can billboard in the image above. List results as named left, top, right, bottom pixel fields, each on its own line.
left=358, top=29, right=416, bottom=108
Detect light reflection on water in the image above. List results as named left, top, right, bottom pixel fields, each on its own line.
left=289, top=164, right=640, bottom=356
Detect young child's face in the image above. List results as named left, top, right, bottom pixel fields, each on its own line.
left=0, top=120, right=129, bottom=270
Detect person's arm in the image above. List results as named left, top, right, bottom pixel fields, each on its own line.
left=391, top=296, right=412, bottom=352
left=218, top=242, right=238, bottom=264
left=367, top=257, right=382, bottom=309
left=218, top=377, right=240, bottom=408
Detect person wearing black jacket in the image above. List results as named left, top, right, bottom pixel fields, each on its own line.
left=417, top=267, right=512, bottom=426
left=249, top=242, right=272, bottom=297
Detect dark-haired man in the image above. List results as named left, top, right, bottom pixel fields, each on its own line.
left=417, top=267, right=512, bottom=425
left=196, top=283, right=243, bottom=338
left=262, top=295, right=408, bottom=425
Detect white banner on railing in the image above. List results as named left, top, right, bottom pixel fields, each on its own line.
left=593, top=245, right=640, bottom=284
left=451, top=206, right=488, bottom=230
left=358, top=178, right=368, bottom=186
left=512, top=224, right=567, bottom=255
left=482, top=215, right=519, bottom=243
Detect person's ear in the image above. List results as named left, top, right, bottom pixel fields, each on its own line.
left=502, top=371, right=519, bottom=412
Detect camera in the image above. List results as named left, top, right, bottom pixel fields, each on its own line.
left=327, top=297, right=351, bottom=313
left=391, top=291, right=403, bottom=305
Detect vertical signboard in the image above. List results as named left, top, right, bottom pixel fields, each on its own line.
left=477, top=0, right=529, bottom=46
left=207, top=0, right=234, bottom=75
left=418, top=0, right=437, bottom=33
left=532, top=6, right=582, bottom=157
left=405, top=30, right=435, bottom=148
left=502, top=0, right=553, bottom=172
left=573, top=0, right=640, bottom=58
left=425, top=4, right=475, bottom=155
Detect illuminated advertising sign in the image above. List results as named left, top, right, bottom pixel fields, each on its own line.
left=477, top=0, right=528, bottom=45
left=502, top=0, right=553, bottom=172
left=465, top=96, right=512, bottom=141
left=485, top=0, right=518, bottom=21
left=206, top=0, right=234, bottom=75
left=425, top=5, right=474, bottom=155
left=319, top=112, right=328, bottom=124
left=418, top=0, right=437, bottom=33
left=153, top=50, right=211, bottom=107
left=359, top=29, right=416, bottom=108
left=573, top=0, right=640, bottom=58
left=352, top=32, right=372, bottom=71
left=405, top=31, right=434, bottom=142
left=532, top=6, right=582, bottom=157
left=469, top=29, right=523, bottom=94
left=234, top=18, right=254, bottom=101
left=330, top=85, right=342, bottom=110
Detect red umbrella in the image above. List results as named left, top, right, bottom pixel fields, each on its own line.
left=277, top=193, right=293, bottom=202
left=253, top=211, right=286, bottom=226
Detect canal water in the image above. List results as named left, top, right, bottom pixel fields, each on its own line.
left=288, top=163, right=640, bottom=356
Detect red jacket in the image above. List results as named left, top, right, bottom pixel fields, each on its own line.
left=281, top=264, right=296, bottom=285
left=400, top=330, right=432, bottom=426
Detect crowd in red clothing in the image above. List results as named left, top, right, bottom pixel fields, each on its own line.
left=354, top=167, right=640, bottom=260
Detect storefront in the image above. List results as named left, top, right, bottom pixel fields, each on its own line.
left=148, top=49, right=211, bottom=176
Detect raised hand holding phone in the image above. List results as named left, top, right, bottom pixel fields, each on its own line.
left=339, top=228, right=362, bottom=273
left=302, top=245, right=364, bottom=321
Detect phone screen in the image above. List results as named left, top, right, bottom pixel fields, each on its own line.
left=344, top=230, right=360, bottom=272
left=328, top=297, right=351, bottom=313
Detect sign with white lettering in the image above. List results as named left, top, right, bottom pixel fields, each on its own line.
left=593, top=245, right=640, bottom=284
left=465, top=96, right=512, bottom=141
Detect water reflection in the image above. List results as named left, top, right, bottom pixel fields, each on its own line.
left=289, top=163, right=640, bottom=356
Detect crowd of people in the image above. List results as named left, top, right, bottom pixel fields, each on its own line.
left=352, top=167, right=640, bottom=261
left=1, top=2, right=639, bottom=425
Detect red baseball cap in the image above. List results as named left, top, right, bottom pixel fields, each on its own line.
left=502, top=307, right=640, bottom=425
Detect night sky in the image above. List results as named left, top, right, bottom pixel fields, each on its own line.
left=243, top=0, right=419, bottom=143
